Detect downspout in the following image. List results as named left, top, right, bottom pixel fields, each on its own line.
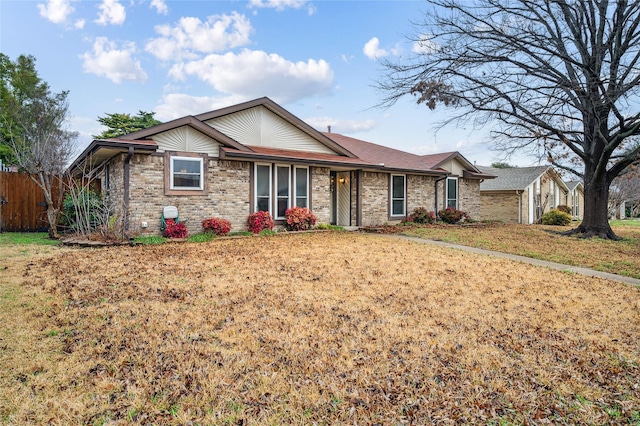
left=123, top=147, right=134, bottom=231
left=516, top=190, right=522, bottom=224
left=434, top=174, right=449, bottom=214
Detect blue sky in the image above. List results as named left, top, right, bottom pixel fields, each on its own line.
left=1, top=0, right=536, bottom=166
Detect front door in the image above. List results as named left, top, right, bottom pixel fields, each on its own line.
left=335, top=172, right=350, bottom=226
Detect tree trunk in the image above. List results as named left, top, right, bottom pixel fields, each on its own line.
left=564, top=169, right=620, bottom=240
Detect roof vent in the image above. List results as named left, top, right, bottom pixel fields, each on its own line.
left=327, top=125, right=331, bottom=133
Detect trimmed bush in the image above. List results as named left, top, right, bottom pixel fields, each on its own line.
left=438, top=207, right=470, bottom=224
left=163, top=219, right=188, bottom=238
left=541, top=209, right=572, bottom=226
left=247, top=211, right=275, bottom=234
left=407, top=207, right=436, bottom=224
left=201, top=217, right=232, bottom=236
left=556, top=205, right=572, bottom=214
left=284, top=206, right=317, bottom=231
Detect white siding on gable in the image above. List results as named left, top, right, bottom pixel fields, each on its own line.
left=439, top=159, right=466, bottom=175
left=154, top=126, right=221, bottom=156
left=205, top=106, right=337, bottom=155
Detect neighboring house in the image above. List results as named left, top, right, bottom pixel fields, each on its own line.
left=69, top=97, right=492, bottom=234
left=565, top=180, right=585, bottom=220
left=478, top=166, right=569, bottom=224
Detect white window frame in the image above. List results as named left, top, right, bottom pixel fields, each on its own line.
left=170, top=156, right=204, bottom=190
left=275, top=164, right=291, bottom=219
left=293, top=166, right=309, bottom=209
left=254, top=163, right=272, bottom=214
left=550, top=182, right=555, bottom=209
left=446, top=177, right=458, bottom=209
left=390, top=174, right=406, bottom=217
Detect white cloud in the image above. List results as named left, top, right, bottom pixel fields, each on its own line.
left=154, top=93, right=248, bottom=121
left=37, top=0, right=74, bottom=24
left=150, top=0, right=168, bottom=15
left=412, top=34, right=439, bottom=55
left=363, top=37, right=388, bottom=60
left=172, top=49, right=334, bottom=104
left=248, top=0, right=313, bottom=13
left=95, top=0, right=126, bottom=26
left=80, top=37, right=147, bottom=83
left=305, top=116, right=376, bottom=134
left=74, top=19, right=85, bottom=29
left=145, top=12, right=253, bottom=61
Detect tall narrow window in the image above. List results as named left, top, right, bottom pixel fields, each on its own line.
left=276, top=165, right=290, bottom=218
left=171, top=156, right=203, bottom=190
left=255, top=164, right=271, bottom=213
left=549, top=182, right=555, bottom=209
left=294, top=166, right=309, bottom=208
left=391, top=174, right=406, bottom=216
left=446, top=177, right=458, bottom=209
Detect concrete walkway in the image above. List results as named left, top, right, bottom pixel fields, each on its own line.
left=374, top=233, right=640, bottom=288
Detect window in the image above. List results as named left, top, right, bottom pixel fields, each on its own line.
left=255, top=164, right=310, bottom=217
left=391, top=174, right=406, bottom=216
left=446, top=177, right=458, bottom=209
left=276, top=165, right=290, bottom=218
left=294, top=167, right=309, bottom=208
left=170, top=156, right=203, bottom=190
left=550, top=182, right=555, bottom=209
left=255, top=164, right=271, bottom=213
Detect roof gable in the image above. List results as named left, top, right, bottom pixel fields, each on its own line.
left=479, top=165, right=568, bottom=191
left=196, top=97, right=356, bottom=158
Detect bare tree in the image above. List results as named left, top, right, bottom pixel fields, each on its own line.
left=609, top=167, right=640, bottom=218
left=6, top=89, right=78, bottom=238
left=378, top=0, right=640, bottom=239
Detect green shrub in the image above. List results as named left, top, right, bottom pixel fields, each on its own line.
left=541, top=209, right=572, bottom=226
left=188, top=232, right=216, bottom=243
left=134, top=235, right=167, bottom=245
left=284, top=206, right=317, bottom=231
left=438, top=207, right=470, bottom=224
left=61, top=188, right=104, bottom=230
left=556, top=205, right=571, bottom=214
left=407, top=207, right=436, bottom=224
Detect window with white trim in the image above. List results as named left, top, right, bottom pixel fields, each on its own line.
left=446, top=177, right=458, bottom=209
left=550, top=182, right=555, bottom=209
left=255, top=164, right=272, bottom=213
left=391, top=174, right=406, bottom=216
left=276, top=165, right=291, bottom=218
left=170, top=156, right=203, bottom=190
left=294, top=166, right=309, bottom=208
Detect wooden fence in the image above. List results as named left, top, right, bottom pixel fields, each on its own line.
left=0, top=171, right=61, bottom=232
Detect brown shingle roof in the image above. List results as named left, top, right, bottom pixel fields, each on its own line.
left=321, top=132, right=441, bottom=173
left=220, top=145, right=374, bottom=167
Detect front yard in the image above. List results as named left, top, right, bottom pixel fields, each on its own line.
left=1, top=230, right=639, bottom=424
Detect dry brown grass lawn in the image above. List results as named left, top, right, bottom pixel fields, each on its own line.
left=399, top=222, right=640, bottom=279
left=1, top=232, right=640, bottom=424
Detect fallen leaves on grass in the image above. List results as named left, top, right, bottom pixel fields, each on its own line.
left=3, top=232, right=640, bottom=424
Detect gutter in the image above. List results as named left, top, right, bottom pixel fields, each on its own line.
left=434, top=174, right=450, bottom=213
left=123, top=147, right=134, bottom=231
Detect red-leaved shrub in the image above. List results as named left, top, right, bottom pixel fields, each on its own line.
left=284, top=206, right=317, bottom=231
left=163, top=219, right=188, bottom=238
left=438, top=207, right=470, bottom=224
left=247, top=211, right=274, bottom=234
left=201, top=217, right=231, bottom=236
left=406, top=207, right=436, bottom=224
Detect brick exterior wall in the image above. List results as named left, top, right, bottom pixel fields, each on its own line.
left=407, top=175, right=437, bottom=214
left=480, top=192, right=521, bottom=223
left=124, top=153, right=252, bottom=235
left=360, top=171, right=389, bottom=226
left=435, top=178, right=482, bottom=220
left=311, top=167, right=331, bottom=224
left=459, top=179, right=481, bottom=219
